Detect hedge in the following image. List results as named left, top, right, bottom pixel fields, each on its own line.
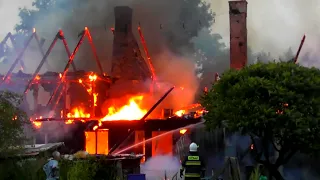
left=0, top=157, right=120, bottom=180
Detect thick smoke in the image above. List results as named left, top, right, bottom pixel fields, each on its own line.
left=152, top=50, right=199, bottom=110
left=141, top=155, right=181, bottom=179
left=29, top=0, right=206, bottom=70
left=21, top=0, right=205, bottom=112
left=207, top=0, right=320, bottom=66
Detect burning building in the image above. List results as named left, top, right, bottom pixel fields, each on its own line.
left=0, top=6, right=204, bottom=160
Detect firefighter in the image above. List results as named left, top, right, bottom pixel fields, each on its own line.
left=180, top=142, right=206, bottom=179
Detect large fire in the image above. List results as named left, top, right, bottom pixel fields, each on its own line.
left=100, top=96, right=147, bottom=121
left=31, top=95, right=148, bottom=128
left=67, top=107, right=91, bottom=118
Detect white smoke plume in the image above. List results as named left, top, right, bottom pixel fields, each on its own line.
left=207, top=0, right=320, bottom=66
left=141, top=155, right=181, bottom=180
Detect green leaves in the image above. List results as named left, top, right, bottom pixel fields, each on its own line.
left=201, top=62, right=320, bottom=156
left=0, top=90, right=30, bottom=155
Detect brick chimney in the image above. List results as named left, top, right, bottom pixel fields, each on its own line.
left=229, top=1, right=248, bottom=69
left=111, top=6, right=150, bottom=81
left=109, top=6, right=151, bottom=98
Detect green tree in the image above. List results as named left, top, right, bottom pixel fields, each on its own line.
left=192, top=29, right=229, bottom=89
left=193, top=28, right=257, bottom=91
left=201, top=62, right=320, bottom=180
left=0, top=91, right=30, bottom=156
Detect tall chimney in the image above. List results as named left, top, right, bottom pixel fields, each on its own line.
left=111, top=6, right=150, bottom=81
left=110, top=6, right=151, bottom=98
left=229, top=1, right=248, bottom=69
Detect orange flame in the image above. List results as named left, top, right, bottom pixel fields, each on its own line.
left=31, top=116, right=43, bottom=128
left=93, top=93, right=98, bottom=106
left=175, top=110, right=185, bottom=117
left=180, top=129, right=187, bottom=134
left=89, top=74, right=97, bottom=81
left=35, top=75, right=40, bottom=81
left=65, top=107, right=91, bottom=124
left=101, top=96, right=147, bottom=121
left=67, top=107, right=91, bottom=118
left=33, top=121, right=42, bottom=128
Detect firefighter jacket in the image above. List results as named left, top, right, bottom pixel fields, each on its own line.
left=180, top=152, right=206, bottom=179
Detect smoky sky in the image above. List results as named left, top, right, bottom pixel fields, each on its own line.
left=7, top=0, right=208, bottom=109
left=208, top=0, right=320, bottom=67
left=17, top=0, right=212, bottom=75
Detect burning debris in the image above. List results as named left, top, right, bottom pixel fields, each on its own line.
left=0, top=6, right=205, bottom=159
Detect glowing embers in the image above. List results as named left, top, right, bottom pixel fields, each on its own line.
left=67, top=107, right=91, bottom=118
left=85, top=129, right=109, bottom=155
left=174, top=103, right=205, bottom=118
left=65, top=107, right=91, bottom=124
left=100, top=95, right=147, bottom=121
left=31, top=116, right=43, bottom=128
left=175, top=110, right=185, bottom=117
left=179, top=129, right=187, bottom=135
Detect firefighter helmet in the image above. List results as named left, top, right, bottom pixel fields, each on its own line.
left=189, top=142, right=198, bottom=152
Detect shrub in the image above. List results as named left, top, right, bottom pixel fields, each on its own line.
left=0, top=157, right=120, bottom=180
left=0, top=158, right=46, bottom=180
left=67, top=160, right=98, bottom=180
left=249, top=166, right=261, bottom=180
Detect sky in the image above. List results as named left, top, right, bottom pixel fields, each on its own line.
left=0, top=0, right=33, bottom=38
left=0, top=0, right=320, bottom=58
left=208, top=0, right=320, bottom=58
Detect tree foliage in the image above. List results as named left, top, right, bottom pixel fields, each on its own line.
left=0, top=91, right=30, bottom=155
left=201, top=62, right=320, bottom=179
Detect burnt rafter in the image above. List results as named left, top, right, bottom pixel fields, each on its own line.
left=137, top=26, right=157, bottom=82
left=294, top=34, right=306, bottom=64
left=0, top=32, right=26, bottom=69
left=0, top=29, right=48, bottom=86
left=24, top=30, right=76, bottom=94
left=46, top=27, right=105, bottom=108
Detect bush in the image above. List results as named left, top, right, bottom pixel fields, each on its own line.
left=66, top=160, right=98, bottom=180
left=0, top=158, right=46, bottom=180
left=0, top=157, right=120, bottom=180
left=249, top=166, right=261, bottom=180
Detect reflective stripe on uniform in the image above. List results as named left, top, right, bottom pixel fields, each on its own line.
left=185, top=173, right=201, bottom=177
left=188, top=156, right=199, bottom=160
left=185, top=161, right=201, bottom=165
